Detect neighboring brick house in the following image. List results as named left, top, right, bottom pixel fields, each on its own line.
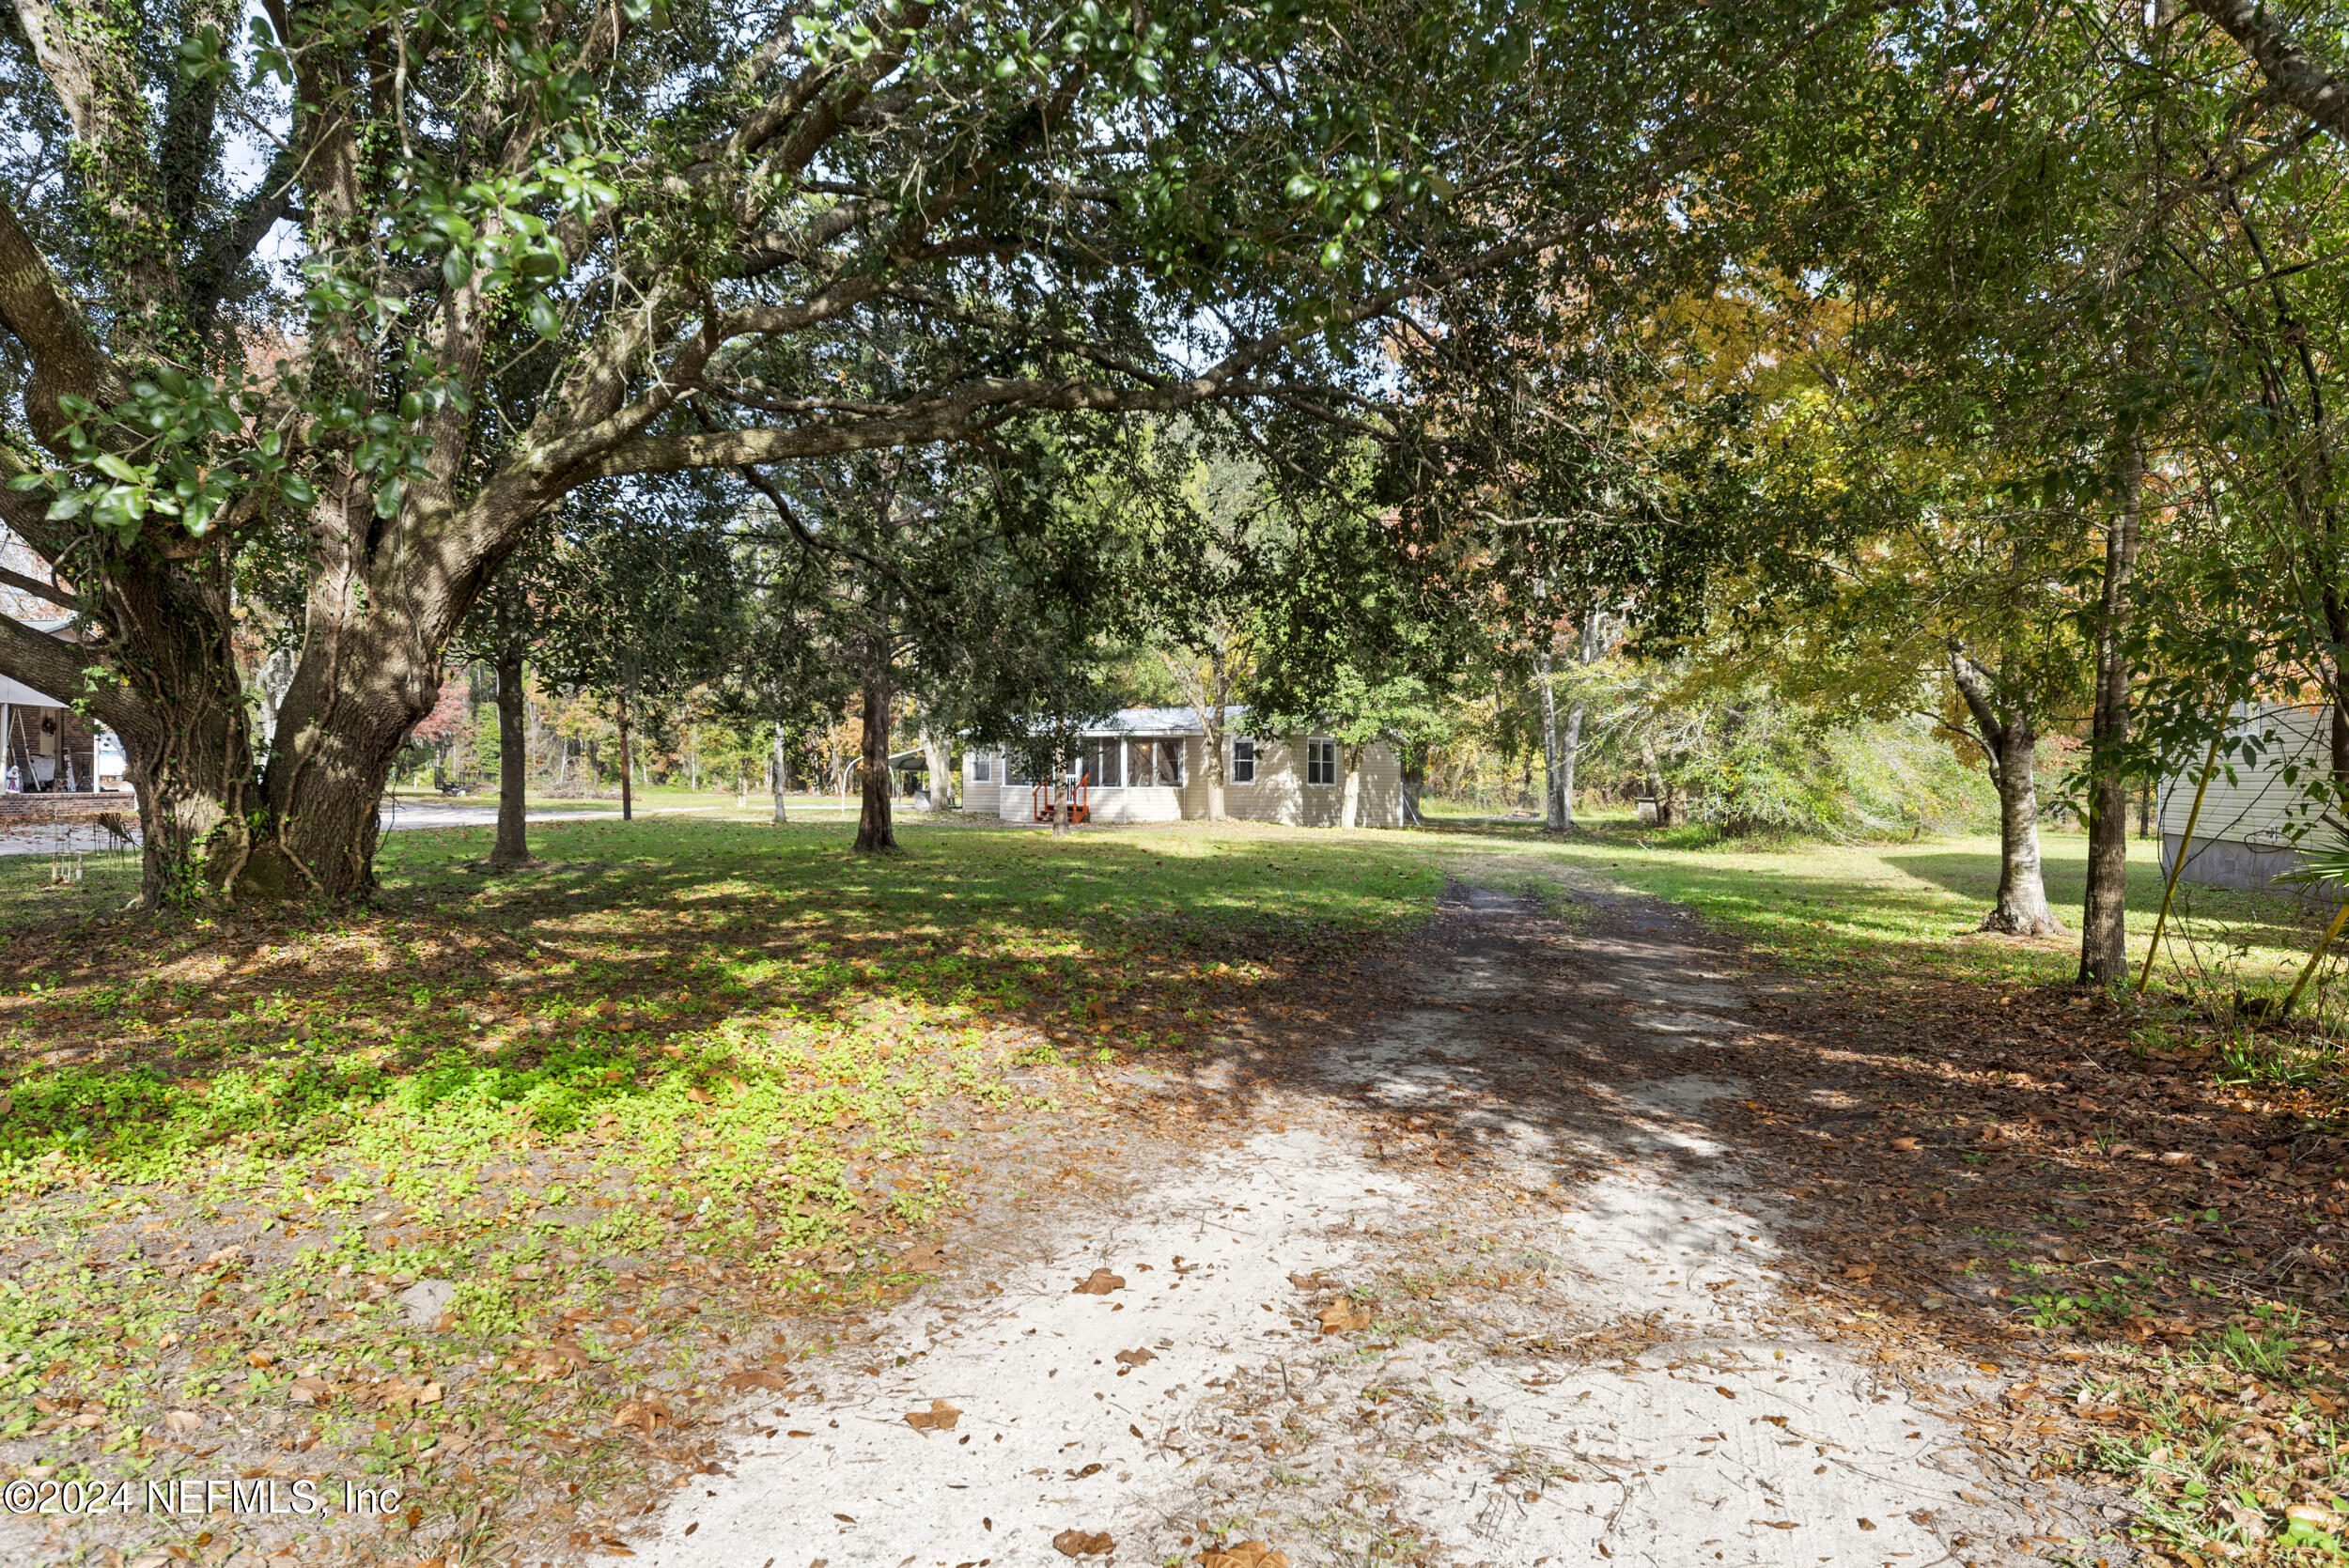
left=0, top=619, right=128, bottom=796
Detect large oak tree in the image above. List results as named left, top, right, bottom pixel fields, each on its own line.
left=0, top=0, right=1843, bottom=903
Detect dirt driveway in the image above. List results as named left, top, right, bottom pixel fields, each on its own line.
left=612, top=866, right=2127, bottom=1567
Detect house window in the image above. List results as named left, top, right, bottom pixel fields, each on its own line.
left=1306, top=738, right=1337, bottom=785
left=972, top=753, right=991, bottom=783
left=1128, top=738, right=1183, bottom=787
left=1231, top=736, right=1256, bottom=784
left=1004, top=754, right=1034, bottom=786
left=1085, top=737, right=1123, bottom=788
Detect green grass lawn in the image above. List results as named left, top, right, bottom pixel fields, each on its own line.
left=1435, top=818, right=2341, bottom=1013
left=0, top=815, right=1444, bottom=1562
left=0, top=809, right=2340, bottom=1560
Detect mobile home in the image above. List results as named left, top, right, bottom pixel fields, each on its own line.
left=962, top=707, right=1403, bottom=828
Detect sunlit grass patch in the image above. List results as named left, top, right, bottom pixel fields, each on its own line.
left=1495, top=825, right=2336, bottom=1011
left=0, top=815, right=1443, bottom=1560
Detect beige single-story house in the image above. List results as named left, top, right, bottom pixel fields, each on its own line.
left=2158, top=702, right=2330, bottom=892
left=961, top=706, right=1405, bottom=828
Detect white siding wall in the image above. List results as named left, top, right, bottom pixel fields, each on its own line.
left=971, top=731, right=1406, bottom=827
left=1084, top=786, right=1185, bottom=823
left=997, top=771, right=1037, bottom=821
left=2159, top=705, right=2328, bottom=848
left=1220, top=735, right=1404, bottom=827
left=1225, top=734, right=1308, bottom=824
left=961, top=751, right=1000, bottom=815
left=1350, top=742, right=1405, bottom=828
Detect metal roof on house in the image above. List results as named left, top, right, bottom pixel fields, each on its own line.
left=1081, top=706, right=1250, bottom=736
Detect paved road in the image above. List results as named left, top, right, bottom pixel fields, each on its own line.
left=0, top=801, right=719, bottom=858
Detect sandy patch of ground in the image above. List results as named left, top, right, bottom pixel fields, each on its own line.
left=616, top=877, right=2125, bottom=1567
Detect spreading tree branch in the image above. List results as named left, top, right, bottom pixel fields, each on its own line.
left=0, top=188, right=124, bottom=434
left=0, top=568, right=79, bottom=613
left=2183, top=0, right=2349, bottom=144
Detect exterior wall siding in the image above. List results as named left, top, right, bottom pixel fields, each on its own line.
left=961, top=729, right=1406, bottom=828
left=2158, top=704, right=2329, bottom=891
left=1224, top=735, right=1308, bottom=825
left=1082, top=786, right=1185, bottom=823
left=1179, top=736, right=1211, bottom=819
left=2160, top=831, right=2316, bottom=893
left=961, top=752, right=1000, bottom=815
left=1350, top=742, right=1404, bottom=828
left=1219, top=735, right=1404, bottom=828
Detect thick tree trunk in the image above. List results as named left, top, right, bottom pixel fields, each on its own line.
left=616, top=685, right=634, bottom=822
left=490, top=632, right=529, bottom=868
left=1557, top=699, right=1587, bottom=830
left=122, top=691, right=259, bottom=907
left=921, top=726, right=953, bottom=812
left=772, top=722, right=788, bottom=824
left=55, top=567, right=266, bottom=908
left=854, top=657, right=896, bottom=852
left=1340, top=742, right=1364, bottom=829
left=2078, top=442, right=2145, bottom=986
left=1952, top=651, right=2061, bottom=937
left=1638, top=733, right=1675, bottom=828
left=1986, top=713, right=2060, bottom=936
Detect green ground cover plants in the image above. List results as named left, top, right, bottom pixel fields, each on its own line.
left=0, top=816, right=1443, bottom=1564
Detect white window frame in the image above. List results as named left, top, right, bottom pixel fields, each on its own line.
left=1128, top=737, right=1183, bottom=787
left=1306, top=737, right=1337, bottom=786
left=972, top=752, right=991, bottom=783
left=1230, top=735, right=1256, bottom=785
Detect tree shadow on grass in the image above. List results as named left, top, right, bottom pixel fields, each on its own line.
left=0, top=816, right=1447, bottom=1182
left=1144, top=876, right=2348, bottom=1402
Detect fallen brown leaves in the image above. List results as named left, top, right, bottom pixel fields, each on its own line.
left=1717, top=979, right=2347, bottom=1339
left=1052, top=1527, right=1112, bottom=1556
left=1072, top=1268, right=1125, bottom=1296
left=717, top=1366, right=793, bottom=1393
left=612, top=1396, right=676, bottom=1436
left=1315, top=1298, right=1373, bottom=1334
left=903, top=1400, right=960, bottom=1433
left=1198, top=1543, right=1289, bottom=1568
left=1713, top=970, right=2349, bottom=1564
